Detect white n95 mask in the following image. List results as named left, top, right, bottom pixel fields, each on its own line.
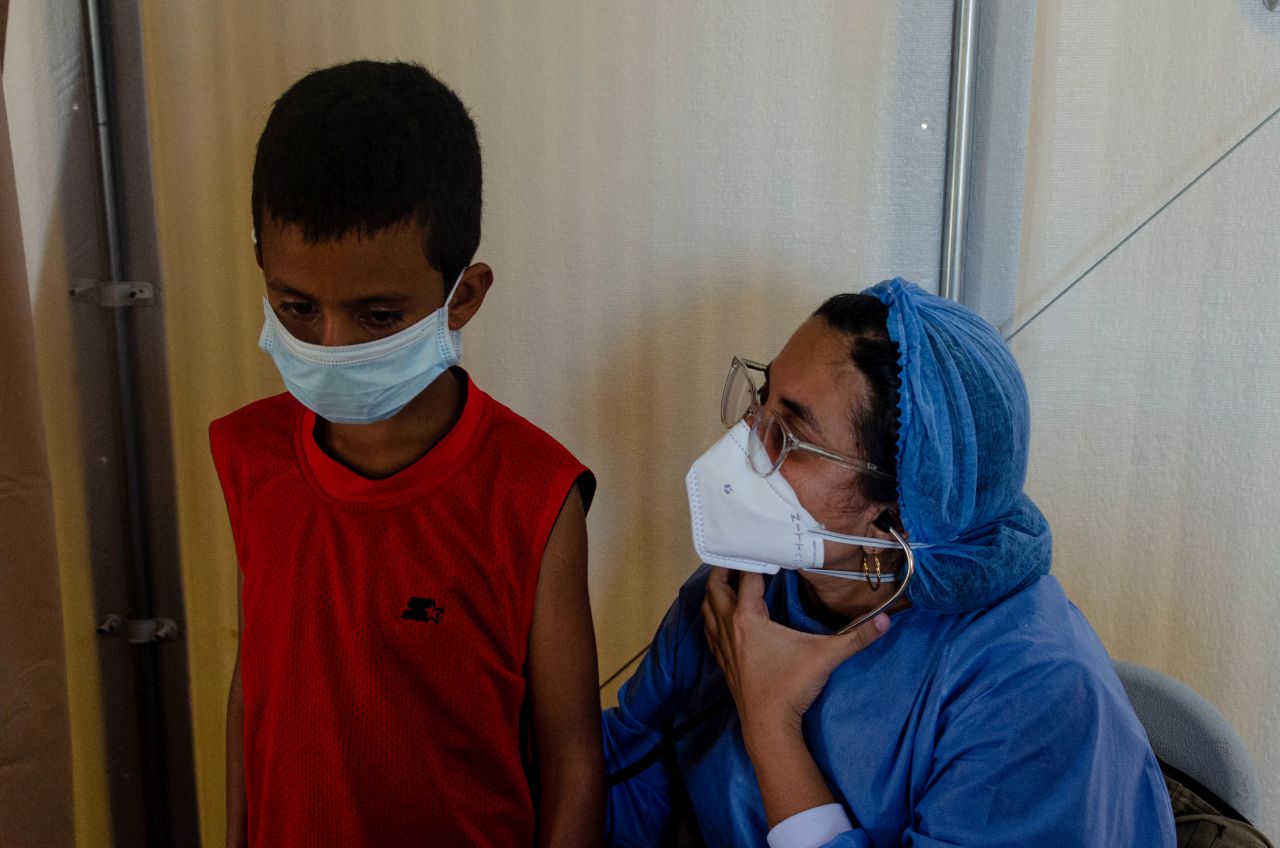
left=685, top=421, right=912, bottom=581
left=258, top=269, right=466, bottom=424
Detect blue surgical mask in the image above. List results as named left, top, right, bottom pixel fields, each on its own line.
left=258, top=269, right=466, bottom=424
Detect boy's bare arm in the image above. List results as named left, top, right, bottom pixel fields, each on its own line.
left=528, top=484, right=605, bottom=847
left=226, top=573, right=247, bottom=848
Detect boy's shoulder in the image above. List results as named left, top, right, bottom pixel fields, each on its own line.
left=209, top=392, right=301, bottom=453
left=476, top=386, right=595, bottom=509
left=482, top=391, right=571, bottom=453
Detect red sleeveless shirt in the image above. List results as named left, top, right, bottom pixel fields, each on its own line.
left=210, top=371, right=592, bottom=847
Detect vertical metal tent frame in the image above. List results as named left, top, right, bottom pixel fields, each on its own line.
left=943, top=0, right=1280, bottom=333
left=80, top=0, right=198, bottom=843
left=940, top=0, right=978, bottom=303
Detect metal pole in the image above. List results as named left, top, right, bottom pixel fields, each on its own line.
left=940, top=0, right=978, bottom=302
left=83, top=1, right=171, bottom=843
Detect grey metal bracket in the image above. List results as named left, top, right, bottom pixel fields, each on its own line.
left=97, top=613, right=179, bottom=644
left=70, top=279, right=155, bottom=307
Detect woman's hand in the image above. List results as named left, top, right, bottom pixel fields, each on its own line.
left=702, top=567, right=889, bottom=748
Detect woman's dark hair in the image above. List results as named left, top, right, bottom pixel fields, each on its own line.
left=251, top=60, right=482, bottom=287
left=813, top=293, right=901, bottom=507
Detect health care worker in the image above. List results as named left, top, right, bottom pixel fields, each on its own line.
left=602, top=279, right=1176, bottom=847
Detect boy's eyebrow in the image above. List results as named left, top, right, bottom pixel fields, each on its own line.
left=266, top=279, right=312, bottom=299
left=762, top=363, right=822, bottom=436
left=267, top=278, right=413, bottom=308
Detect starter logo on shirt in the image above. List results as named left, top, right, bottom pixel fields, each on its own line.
left=401, top=597, right=445, bottom=624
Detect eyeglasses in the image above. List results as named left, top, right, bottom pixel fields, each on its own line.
left=721, top=356, right=894, bottom=480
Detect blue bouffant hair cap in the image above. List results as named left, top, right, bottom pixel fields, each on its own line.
left=866, top=278, right=1051, bottom=611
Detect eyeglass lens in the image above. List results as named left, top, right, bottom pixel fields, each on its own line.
left=748, top=408, right=786, bottom=475
left=722, top=362, right=758, bottom=427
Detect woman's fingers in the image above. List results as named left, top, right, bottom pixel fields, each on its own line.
left=701, top=598, right=729, bottom=671
left=706, top=566, right=733, bottom=589
left=704, top=566, right=737, bottom=618
left=701, top=594, right=723, bottom=641
left=736, top=571, right=763, bottom=600
left=735, top=571, right=770, bottom=619
left=707, top=568, right=772, bottom=624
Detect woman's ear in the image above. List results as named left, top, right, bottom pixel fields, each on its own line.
left=873, top=509, right=899, bottom=534
left=873, top=509, right=908, bottom=568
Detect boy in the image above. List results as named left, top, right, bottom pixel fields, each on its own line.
left=211, top=61, right=604, bottom=846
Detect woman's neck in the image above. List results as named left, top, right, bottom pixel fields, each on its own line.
left=798, top=570, right=911, bottom=630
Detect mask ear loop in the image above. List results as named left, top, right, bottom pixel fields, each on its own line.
left=835, top=525, right=914, bottom=635
left=444, top=266, right=468, bottom=309
left=800, top=529, right=909, bottom=582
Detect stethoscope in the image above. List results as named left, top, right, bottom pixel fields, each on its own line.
left=604, top=526, right=915, bottom=786
left=820, top=524, right=915, bottom=635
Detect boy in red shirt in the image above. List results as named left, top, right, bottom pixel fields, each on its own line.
left=211, top=61, right=603, bottom=846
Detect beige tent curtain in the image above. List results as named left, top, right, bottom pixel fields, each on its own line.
left=138, top=2, right=955, bottom=841
left=0, top=0, right=76, bottom=842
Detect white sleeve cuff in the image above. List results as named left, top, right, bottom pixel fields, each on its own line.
left=766, top=803, right=855, bottom=848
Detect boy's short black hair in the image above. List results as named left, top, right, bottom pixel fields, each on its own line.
left=252, top=60, right=481, bottom=285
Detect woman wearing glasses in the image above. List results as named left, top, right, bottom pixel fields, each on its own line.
left=602, top=279, right=1175, bottom=847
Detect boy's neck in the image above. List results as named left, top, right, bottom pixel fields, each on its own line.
left=314, top=369, right=466, bottom=479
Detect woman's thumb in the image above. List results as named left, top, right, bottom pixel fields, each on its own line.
left=835, top=613, right=891, bottom=658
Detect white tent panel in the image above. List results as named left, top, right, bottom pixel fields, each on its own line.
left=1013, top=0, right=1280, bottom=834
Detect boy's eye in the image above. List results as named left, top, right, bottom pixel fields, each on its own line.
left=278, top=301, right=317, bottom=320
left=362, top=310, right=405, bottom=330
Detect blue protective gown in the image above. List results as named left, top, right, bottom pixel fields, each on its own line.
left=603, top=567, right=1176, bottom=847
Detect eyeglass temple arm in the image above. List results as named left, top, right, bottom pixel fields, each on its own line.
left=801, top=443, right=894, bottom=480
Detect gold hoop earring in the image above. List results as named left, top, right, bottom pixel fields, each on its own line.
left=867, top=549, right=882, bottom=592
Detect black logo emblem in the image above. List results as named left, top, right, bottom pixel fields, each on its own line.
left=401, top=597, right=444, bottom=623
